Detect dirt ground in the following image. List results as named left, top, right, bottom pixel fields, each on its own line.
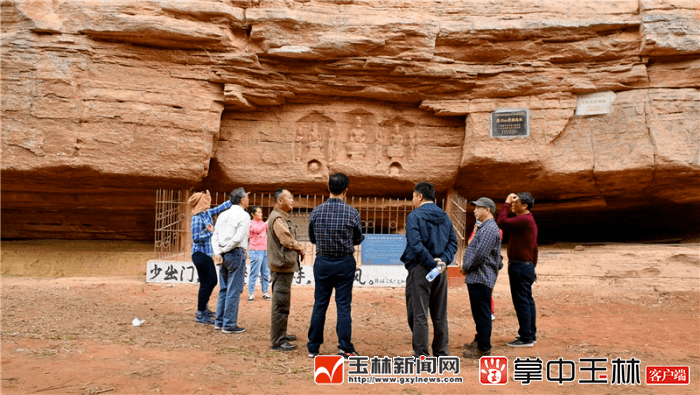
left=1, top=240, right=699, bottom=394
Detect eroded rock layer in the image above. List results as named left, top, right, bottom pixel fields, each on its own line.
left=1, top=0, right=699, bottom=240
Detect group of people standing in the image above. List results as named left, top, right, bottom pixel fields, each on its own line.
left=399, top=184, right=538, bottom=360
left=187, top=175, right=538, bottom=360
left=458, top=192, right=538, bottom=359
left=188, top=189, right=271, bottom=334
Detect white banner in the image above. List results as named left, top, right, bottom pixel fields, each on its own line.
left=146, top=260, right=409, bottom=287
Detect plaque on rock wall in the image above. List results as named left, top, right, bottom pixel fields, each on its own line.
left=490, top=109, right=529, bottom=138
left=575, top=91, right=616, bottom=116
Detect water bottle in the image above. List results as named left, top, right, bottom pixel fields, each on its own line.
left=426, top=266, right=442, bottom=282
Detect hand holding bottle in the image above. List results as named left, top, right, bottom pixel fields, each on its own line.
left=426, top=258, right=447, bottom=282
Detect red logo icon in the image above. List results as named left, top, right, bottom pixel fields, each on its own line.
left=646, top=366, right=690, bottom=385
left=480, top=356, right=508, bottom=385
left=314, top=355, right=344, bottom=385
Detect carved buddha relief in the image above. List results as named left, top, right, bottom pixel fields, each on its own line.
left=379, top=117, right=416, bottom=174
left=345, top=115, right=368, bottom=160
left=387, top=124, right=406, bottom=162
left=307, top=123, right=324, bottom=158
left=294, top=111, right=336, bottom=176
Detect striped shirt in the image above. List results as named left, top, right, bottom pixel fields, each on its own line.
left=190, top=200, right=232, bottom=256
left=308, top=198, right=364, bottom=257
left=462, top=218, right=502, bottom=289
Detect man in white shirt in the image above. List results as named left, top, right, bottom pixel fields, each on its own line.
left=212, top=187, right=250, bottom=334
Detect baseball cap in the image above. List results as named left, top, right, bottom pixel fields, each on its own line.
left=470, top=197, right=496, bottom=216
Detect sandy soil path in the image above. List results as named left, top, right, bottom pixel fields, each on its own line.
left=1, top=240, right=698, bottom=394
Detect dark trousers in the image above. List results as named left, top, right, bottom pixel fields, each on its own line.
left=508, top=261, right=537, bottom=342
left=307, top=256, right=356, bottom=354
left=192, top=251, right=218, bottom=312
left=270, top=271, right=294, bottom=347
left=467, top=282, right=493, bottom=352
left=405, top=264, right=449, bottom=357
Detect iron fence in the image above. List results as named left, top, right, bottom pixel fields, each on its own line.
left=154, top=189, right=468, bottom=265
left=154, top=189, right=189, bottom=261
left=446, top=192, right=469, bottom=267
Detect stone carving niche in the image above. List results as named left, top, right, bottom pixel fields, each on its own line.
left=294, top=111, right=335, bottom=177
left=212, top=102, right=464, bottom=195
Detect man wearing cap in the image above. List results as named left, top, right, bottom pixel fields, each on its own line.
left=188, top=190, right=232, bottom=325
left=211, top=187, right=250, bottom=334
left=461, top=197, right=502, bottom=358
left=498, top=192, right=538, bottom=347
left=267, top=188, right=305, bottom=351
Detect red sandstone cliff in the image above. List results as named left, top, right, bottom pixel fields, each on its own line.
left=1, top=0, right=698, bottom=240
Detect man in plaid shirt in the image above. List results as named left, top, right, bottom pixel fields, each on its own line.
left=306, top=173, right=364, bottom=359
left=461, top=197, right=502, bottom=358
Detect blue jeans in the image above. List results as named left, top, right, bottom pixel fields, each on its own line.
left=307, top=255, right=356, bottom=354
left=248, top=249, right=270, bottom=296
left=508, top=261, right=537, bottom=342
left=215, top=248, right=246, bottom=329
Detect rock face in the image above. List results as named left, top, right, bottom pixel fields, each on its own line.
left=1, top=0, right=699, bottom=240
left=206, top=101, right=464, bottom=196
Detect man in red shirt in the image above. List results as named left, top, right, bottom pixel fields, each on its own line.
left=497, top=192, right=538, bottom=347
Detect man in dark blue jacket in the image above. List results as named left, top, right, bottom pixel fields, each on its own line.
left=400, top=182, right=458, bottom=357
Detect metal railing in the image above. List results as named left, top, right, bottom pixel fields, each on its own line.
left=446, top=191, right=469, bottom=267
left=154, top=189, right=465, bottom=265
left=154, top=189, right=190, bottom=261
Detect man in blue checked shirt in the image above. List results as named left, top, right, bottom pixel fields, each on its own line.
left=461, top=197, right=503, bottom=358
left=188, top=190, right=232, bottom=325
left=306, top=173, right=364, bottom=359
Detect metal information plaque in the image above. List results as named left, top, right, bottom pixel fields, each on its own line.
left=490, top=109, right=530, bottom=138
left=361, top=234, right=406, bottom=265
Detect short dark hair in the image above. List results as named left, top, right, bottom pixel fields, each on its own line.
left=414, top=182, right=435, bottom=202
left=230, top=187, right=246, bottom=205
left=274, top=188, right=287, bottom=203
left=248, top=205, right=261, bottom=219
left=328, top=173, right=350, bottom=194
left=517, top=192, right=534, bottom=210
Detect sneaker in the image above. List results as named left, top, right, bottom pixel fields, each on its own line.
left=247, top=295, right=254, bottom=303
left=338, top=349, right=358, bottom=359
left=515, top=336, right=537, bottom=344
left=507, top=338, right=534, bottom=347
left=262, top=293, right=272, bottom=300
left=463, top=348, right=491, bottom=358
left=222, top=326, right=246, bottom=334
left=308, top=351, right=319, bottom=358
left=491, top=314, right=496, bottom=321
left=195, top=311, right=215, bottom=325
left=214, top=325, right=222, bottom=330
